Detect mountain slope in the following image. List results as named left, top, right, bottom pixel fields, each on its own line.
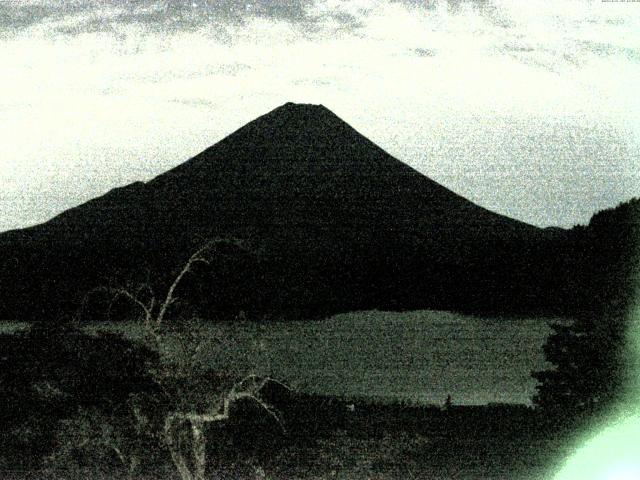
left=0, top=103, right=556, bottom=321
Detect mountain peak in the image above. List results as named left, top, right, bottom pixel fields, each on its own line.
left=262, top=101, right=338, bottom=124
left=282, top=101, right=321, bottom=108
left=197, top=100, right=362, bottom=162
left=278, top=101, right=330, bottom=112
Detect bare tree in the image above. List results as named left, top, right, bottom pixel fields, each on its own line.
left=78, top=240, right=222, bottom=334
left=161, top=374, right=287, bottom=480
left=75, top=239, right=288, bottom=480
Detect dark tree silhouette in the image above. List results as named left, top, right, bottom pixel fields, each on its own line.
left=533, top=198, right=640, bottom=417
left=533, top=313, right=627, bottom=415
left=0, top=322, right=159, bottom=470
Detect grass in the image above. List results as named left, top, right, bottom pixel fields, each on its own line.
left=2, top=399, right=572, bottom=480
left=201, top=396, right=575, bottom=480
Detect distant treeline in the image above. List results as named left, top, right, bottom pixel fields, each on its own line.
left=531, top=198, right=640, bottom=417
left=0, top=198, right=637, bottom=322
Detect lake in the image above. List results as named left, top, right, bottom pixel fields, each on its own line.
left=81, top=310, right=558, bottom=406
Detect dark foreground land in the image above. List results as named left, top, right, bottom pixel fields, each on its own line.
left=217, top=397, right=573, bottom=480
left=1, top=392, right=576, bottom=480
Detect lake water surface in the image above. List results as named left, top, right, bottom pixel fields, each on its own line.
left=246, top=310, right=555, bottom=405
left=2, top=311, right=558, bottom=406
left=83, top=310, right=558, bottom=406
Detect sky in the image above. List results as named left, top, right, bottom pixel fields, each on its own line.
left=1, top=0, right=639, bottom=231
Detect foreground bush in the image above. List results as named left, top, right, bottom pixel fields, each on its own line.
left=0, top=322, right=159, bottom=471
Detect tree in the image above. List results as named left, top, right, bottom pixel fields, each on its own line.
left=74, top=239, right=288, bottom=480
left=0, top=322, right=159, bottom=472
left=532, top=199, right=640, bottom=418
left=532, top=313, right=627, bottom=416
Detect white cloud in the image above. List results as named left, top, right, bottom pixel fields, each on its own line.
left=0, top=0, right=639, bottom=231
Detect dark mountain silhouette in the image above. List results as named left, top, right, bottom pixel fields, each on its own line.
left=0, top=102, right=581, bottom=321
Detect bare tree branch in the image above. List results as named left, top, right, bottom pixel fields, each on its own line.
left=76, top=238, right=286, bottom=480
left=155, top=241, right=217, bottom=327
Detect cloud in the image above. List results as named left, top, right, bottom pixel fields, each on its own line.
left=0, top=0, right=639, bottom=231
left=0, top=1, right=87, bottom=33
left=170, top=97, right=218, bottom=107
left=0, top=0, right=362, bottom=39
left=3, top=0, right=638, bottom=70
left=413, top=47, right=437, bottom=57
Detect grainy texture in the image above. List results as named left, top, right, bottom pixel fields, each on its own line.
left=1, top=2, right=639, bottom=479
